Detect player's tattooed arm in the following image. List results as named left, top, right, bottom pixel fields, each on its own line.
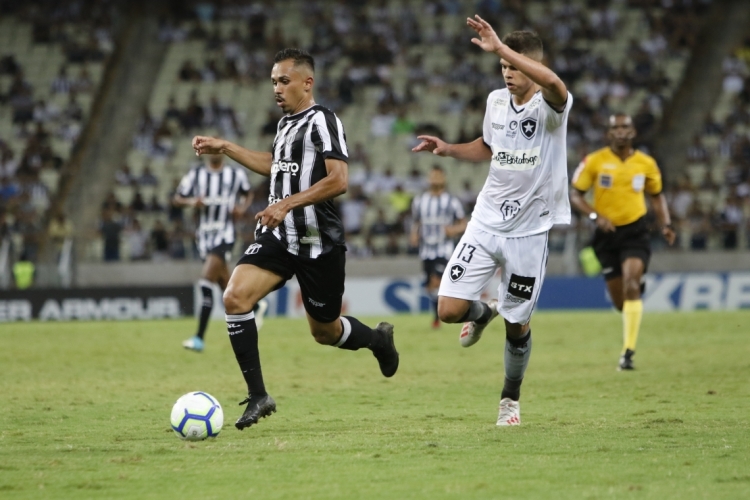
left=412, top=136, right=492, bottom=162
left=254, top=158, right=348, bottom=230
left=467, top=15, right=567, bottom=108
left=192, top=136, right=273, bottom=176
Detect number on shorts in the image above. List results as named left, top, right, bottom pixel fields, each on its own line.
left=457, top=243, right=476, bottom=263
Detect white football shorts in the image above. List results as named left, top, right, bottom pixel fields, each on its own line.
left=438, top=224, right=549, bottom=325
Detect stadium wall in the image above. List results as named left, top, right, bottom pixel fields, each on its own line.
left=2, top=272, right=749, bottom=322
left=74, top=252, right=750, bottom=286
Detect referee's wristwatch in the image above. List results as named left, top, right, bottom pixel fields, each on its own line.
left=588, top=212, right=598, bottom=221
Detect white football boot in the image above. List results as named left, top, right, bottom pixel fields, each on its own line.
left=459, top=299, right=499, bottom=347
left=496, top=398, right=521, bottom=426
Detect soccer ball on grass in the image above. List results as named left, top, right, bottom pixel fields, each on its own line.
left=170, top=391, right=224, bottom=440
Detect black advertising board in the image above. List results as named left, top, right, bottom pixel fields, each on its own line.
left=0, top=286, right=194, bottom=321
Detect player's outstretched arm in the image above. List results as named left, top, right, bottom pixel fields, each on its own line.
left=192, top=136, right=273, bottom=176
left=412, top=136, right=492, bottom=162
left=467, top=15, right=567, bottom=107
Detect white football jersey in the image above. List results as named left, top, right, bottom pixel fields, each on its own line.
left=471, top=88, right=573, bottom=237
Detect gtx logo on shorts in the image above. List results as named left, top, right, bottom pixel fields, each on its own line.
left=271, top=160, right=299, bottom=176
left=449, top=264, right=466, bottom=282
left=507, top=274, right=536, bottom=301
left=500, top=200, right=521, bottom=220
left=244, top=243, right=262, bottom=255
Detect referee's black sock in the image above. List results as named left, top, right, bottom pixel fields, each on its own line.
left=334, top=316, right=374, bottom=350
left=458, top=301, right=493, bottom=324
left=226, top=311, right=267, bottom=396
left=195, top=280, right=213, bottom=340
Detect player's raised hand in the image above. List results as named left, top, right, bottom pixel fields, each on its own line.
left=412, top=135, right=450, bottom=156
left=467, top=15, right=503, bottom=54
left=192, top=136, right=225, bottom=156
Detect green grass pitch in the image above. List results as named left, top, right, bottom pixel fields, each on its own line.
left=1, top=311, right=749, bottom=499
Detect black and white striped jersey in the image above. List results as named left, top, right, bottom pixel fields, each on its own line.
left=177, top=164, right=250, bottom=258
left=411, top=191, right=466, bottom=260
left=259, top=104, right=348, bottom=258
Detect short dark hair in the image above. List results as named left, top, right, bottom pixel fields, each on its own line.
left=502, top=31, right=543, bottom=60
left=274, top=48, right=315, bottom=73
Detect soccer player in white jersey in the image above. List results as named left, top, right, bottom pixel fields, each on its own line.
left=413, top=16, right=573, bottom=426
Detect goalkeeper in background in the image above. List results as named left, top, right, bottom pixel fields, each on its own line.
left=570, top=113, right=675, bottom=370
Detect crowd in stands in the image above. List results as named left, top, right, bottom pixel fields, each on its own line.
left=666, top=35, right=750, bottom=250
left=96, top=0, right=750, bottom=264
left=0, top=0, right=115, bottom=281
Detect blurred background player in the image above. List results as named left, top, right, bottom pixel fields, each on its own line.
left=192, top=49, right=399, bottom=430
left=570, top=114, right=675, bottom=371
left=409, top=166, right=467, bottom=328
left=173, top=153, right=266, bottom=352
left=413, top=17, right=573, bottom=426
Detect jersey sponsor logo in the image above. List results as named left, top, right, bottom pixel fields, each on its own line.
left=492, top=122, right=505, bottom=130
left=244, top=243, right=262, bottom=255
left=540, top=210, right=550, bottom=217
left=507, top=274, right=536, bottom=301
left=506, top=120, right=519, bottom=138
left=599, top=173, right=613, bottom=188
left=491, top=147, right=541, bottom=171
left=449, top=264, right=466, bottom=282
left=271, top=160, right=300, bottom=176
left=492, top=98, right=508, bottom=107
left=520, top=118, right=537, bottom=139
left=632, top=174, right=645, bottom=191
left=500, top=200, right=522, bottom=220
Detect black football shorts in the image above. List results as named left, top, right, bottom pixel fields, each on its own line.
left=592, top=216, right=651, bottom=281
left=236, top=232, right=345, bottom=323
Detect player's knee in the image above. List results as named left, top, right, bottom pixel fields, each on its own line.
left=623, top=278, right=641, bottom=299
left=437, top=302, right=464, bottom=324
left=222, top=286, right=248, bottom=314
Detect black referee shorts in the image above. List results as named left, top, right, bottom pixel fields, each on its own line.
left=236, top=232, right=345, bottom=323
left=592, top=216, right=651, bottom=281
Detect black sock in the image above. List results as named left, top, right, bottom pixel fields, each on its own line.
left=335, top=316, right=374, bottom=350
left=458, top=301, right=492, bottom=324
left=501, top=377, right=523, bottom=401
left=196, top=281, right=213, bottom=340
left=226, top=311, right=266, bottom=396
left=432, top=299, right=439, bottom=321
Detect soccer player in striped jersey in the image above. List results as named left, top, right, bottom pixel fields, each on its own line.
left=570, top=114, right=675, bottom=370
left=174, top=154, right=267, bottom=352
left=191, top=48, right=399, bottom=430
left=409, top=166, right=467, bottom=328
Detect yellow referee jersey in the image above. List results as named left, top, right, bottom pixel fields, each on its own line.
left=572, top=147, right=662, bottom=226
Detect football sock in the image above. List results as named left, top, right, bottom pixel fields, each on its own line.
left=622, top=299, right=643, bottom=354
left=226, top=311, right=266, bottom=396
left=458, top=300, right=492, bottom=324
left=334, top=316, right=374, bottom=350
left=501, top=331, right=532, bottom=401
left=428, top=290, right=439, bottom=320
left=196, top=280, right=213, bottom=340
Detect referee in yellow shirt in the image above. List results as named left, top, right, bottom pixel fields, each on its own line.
left=570, top=113, right=675, bottom=370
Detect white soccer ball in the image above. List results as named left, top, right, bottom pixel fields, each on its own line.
left=170, top=392, right=224, bottom=441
